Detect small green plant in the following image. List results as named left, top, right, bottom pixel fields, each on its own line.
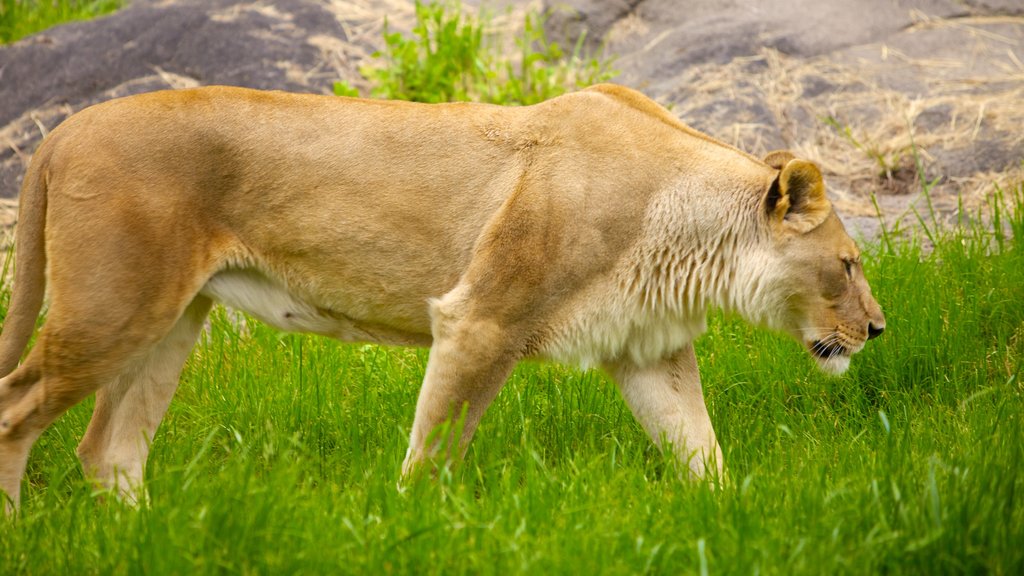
left=0, top=0, right=123, bottom=44
left=357, top=1, right=615, bottom=105
left=332, top=81, right=360, bottom=98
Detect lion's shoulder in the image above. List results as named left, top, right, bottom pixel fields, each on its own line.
left=582, top=84, right=687, bottom=131
left=578, top=84, right=764, bottom=168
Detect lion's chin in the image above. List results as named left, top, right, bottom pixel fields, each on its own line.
left=814, top=354, right=851, bottom=375
left=806, top=339, right=852, bottom=375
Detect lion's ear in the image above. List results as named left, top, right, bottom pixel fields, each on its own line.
left=765, top=158, right=831, bottom=233
left=763, top=150, right=795, bottom=170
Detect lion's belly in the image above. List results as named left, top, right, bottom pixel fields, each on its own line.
left=199, top=268, right=432, bottom=347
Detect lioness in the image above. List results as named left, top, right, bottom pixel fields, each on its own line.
left=0, top=84, right=884, bottom=508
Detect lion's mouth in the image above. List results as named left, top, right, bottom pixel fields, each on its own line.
left=809, top=339, right=848, bottom=359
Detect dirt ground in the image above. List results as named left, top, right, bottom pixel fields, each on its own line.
left=1, top=0, right=1022, bottom=241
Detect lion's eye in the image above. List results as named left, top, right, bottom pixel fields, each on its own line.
left=843, top=259, right=853, bottom=277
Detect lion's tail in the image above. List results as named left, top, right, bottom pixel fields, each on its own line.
left=0, top=138, right=51, bottom=377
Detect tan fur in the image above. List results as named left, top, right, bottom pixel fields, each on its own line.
left=0, top=84, right=884, bottom=508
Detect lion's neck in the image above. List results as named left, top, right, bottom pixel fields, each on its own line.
left=622, top=181, right=770, bottom=323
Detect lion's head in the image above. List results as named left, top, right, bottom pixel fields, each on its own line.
left=757, top=151, right=886, bottom=374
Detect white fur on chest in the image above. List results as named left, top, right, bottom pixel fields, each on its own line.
left=540, top=284, right=707, bottom=369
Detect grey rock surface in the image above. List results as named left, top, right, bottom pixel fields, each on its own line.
left=544, top=0, right=1024, bottom=238
left=0, top=0, right=396, bottom=205
left=2, top=0, right=343, bottom=126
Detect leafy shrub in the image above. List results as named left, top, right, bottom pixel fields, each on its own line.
left=336, top=0, right=615, bottom=105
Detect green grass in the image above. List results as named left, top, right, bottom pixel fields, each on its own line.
left=0, top=0, right=123, bottom=44
left=1, top=185, right=1021, bottom=573
left=336, top=0, right=615, bottom=104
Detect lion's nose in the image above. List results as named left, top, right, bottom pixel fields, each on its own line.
left=867, top=322, right=885, bottom=340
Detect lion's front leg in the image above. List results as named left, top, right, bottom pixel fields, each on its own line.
left=607, top=344, right=724, bottom=481
left=401, top=287, right=520, bottom=478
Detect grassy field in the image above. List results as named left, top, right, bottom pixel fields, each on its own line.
left=0, top=0, right=123, bottom=44
left=0, top=187, right=1021, bottom=574
left=2, top=2, right=1022, bottom=574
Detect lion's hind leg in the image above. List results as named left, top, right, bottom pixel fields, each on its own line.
left=76, top=296, right=212, bottom=504
left=0, top=291, right=212, bottom=510
left=0, top=296, right=211, bottom=509
left=0, top=363, right=45, bottom=511
left=0, top=335, right=140, bottom=510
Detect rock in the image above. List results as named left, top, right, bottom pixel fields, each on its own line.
left=543, top=0, right=1024, bottom=236
left=0, top=0, right=397, bottom=200
left=962, top=0, right=1024, bottom=15
left=545, top=0, right=641, bottom=52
